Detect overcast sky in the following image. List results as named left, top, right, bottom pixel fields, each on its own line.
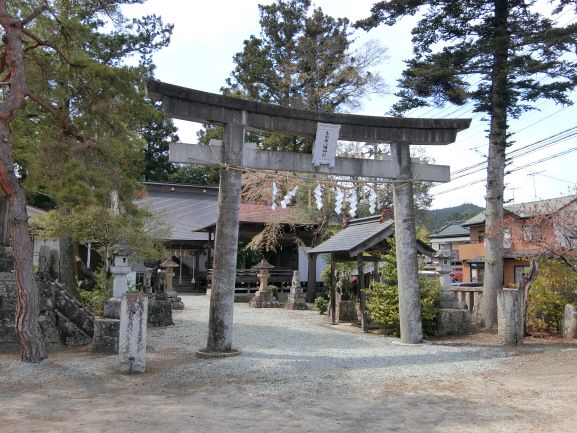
left=125, top=0, right=577, bottom=210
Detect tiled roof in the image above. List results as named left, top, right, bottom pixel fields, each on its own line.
left=429, top=221, right=469, bottom=239
left=137, top=183, right=218, bottom=241
left=463, top=195, right=577, bottom=226
left=308, top=216, right=395, bottom=255
left=138, top=183, right=312, bottom=241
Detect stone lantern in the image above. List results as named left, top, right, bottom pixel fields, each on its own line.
left=249, top=259, right=276, bottom=308
left=160, top=259, right=179, bottom=294
left=434, top=244, right=470, bottom=335
left=255, top=259, right=274, bottom=292
left=434, top=244, right=453, bottom=289
left=111, top=245, right=134, bottom=298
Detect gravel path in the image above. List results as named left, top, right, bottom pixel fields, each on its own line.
left=2, top=294, right=576, bottom=433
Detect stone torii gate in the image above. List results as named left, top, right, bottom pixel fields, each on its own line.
left=147, top=81, right=470, bottom=352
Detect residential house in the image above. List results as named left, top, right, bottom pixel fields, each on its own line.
left=458, top=195, right=577, bottom=287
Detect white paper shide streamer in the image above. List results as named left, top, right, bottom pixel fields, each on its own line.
left=314, top=184, right=323, bottom=210
left=281, top=186, right=298, bottom=209
left=368, top=188, right=377, bottom=214
left=348, top=189, right=357, bottom=218
left=271, top=181, right=278, bottom=210
left=334, top=187, right=344, bottom=215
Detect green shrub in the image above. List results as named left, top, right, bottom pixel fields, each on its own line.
left=364, top=281, right=440, bottom=337
left=79, top=288, right=105, bottom=316
left=79, top=266, right=110, bottom=317
left=364, top=237, right=441, bottom=336
left=314, top=296, right=329, bottom=315
left=526, top=287, right=566, bottom=335
left=526, top=259, right=577, bottom=335
left=364, top=283, right=400, bottom=334
left=268, top=284, right=279, bottom=297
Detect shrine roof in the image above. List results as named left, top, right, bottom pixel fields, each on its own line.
left=138, top=182, right=313, bottom=241
left=308, top=216, right=435, bottom=257
left=137, top=182, right=219, bottom=241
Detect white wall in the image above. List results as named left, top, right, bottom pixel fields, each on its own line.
left=298, top=246, right=327, bottom=283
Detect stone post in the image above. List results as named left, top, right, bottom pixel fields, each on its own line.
left=286, top=270, right=307, bottom=310
left=119, top=293, right=148, bottom=374
left=391, top=143, right=423, bottom=344
left=561, top=304, right=577, bottom=339
left=204, top=120, right=244, bottom=356
left=497, top=289, right=524, bottom=345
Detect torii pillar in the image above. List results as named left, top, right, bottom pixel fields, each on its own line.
left=147, top=81, right=470, bottom=350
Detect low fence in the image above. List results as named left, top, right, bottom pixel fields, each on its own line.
left=207, top=268, right=313, bottom=301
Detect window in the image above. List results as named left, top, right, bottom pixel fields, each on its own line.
left=522, top=225, right=542, bottom=242
left=478, top=230, right=485, bottom=243
left=503, top=228, right=512, bottom=248
left=470, top=263, right=485, bottom=283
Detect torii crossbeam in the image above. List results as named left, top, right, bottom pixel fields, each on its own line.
left=147, top=80, right=470, bottom=351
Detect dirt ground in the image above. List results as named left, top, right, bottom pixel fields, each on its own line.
left=1, top=318, right=577, bottom=432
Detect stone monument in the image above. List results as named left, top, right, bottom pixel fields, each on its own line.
left=561, top=304, right=577, bottom=339
left=435, top=245, right=470, bottom=336
left=285, top=270, right=307, bottom=310
left=119, top=293, right=148, bottom=374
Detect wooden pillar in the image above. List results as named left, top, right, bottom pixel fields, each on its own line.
left=306, top=252, right=317, bottom=303
left=330, top=253, right=336, bottom=325
left=391, top=143, right=423, bottom=344
left=373, top=257, right=380, bottom=284
left=205, top=119, right=244, bottom=354
left=357, top=255, right=368, bottom=332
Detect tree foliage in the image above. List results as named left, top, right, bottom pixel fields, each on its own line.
left=224, top=0, right=386, bottom=153
left=0, top=0, right=172, bottom=362
left=364, top=239, right=440, bottom=336
left=14, top=1, right=172, bottom=205
left=357, top=0, right=577, bottom=328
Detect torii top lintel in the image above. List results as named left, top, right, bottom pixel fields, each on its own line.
left=147, top=81, right=471, bottom=145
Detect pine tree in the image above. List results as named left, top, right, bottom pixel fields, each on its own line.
left=357, top=0, right=577, bottom=328
left=224, top=0, right=386, bottom=152
left=0, top=0, right=172, bottom=362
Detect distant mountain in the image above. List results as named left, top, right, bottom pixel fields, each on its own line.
left=421, top=203, right=484, bottom=231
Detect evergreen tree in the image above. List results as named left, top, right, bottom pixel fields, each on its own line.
left=0, top=0, right=172, bottom=362
left=358, top=0, right=577, bottom=328
left=224, top=0, right=386, bottom=152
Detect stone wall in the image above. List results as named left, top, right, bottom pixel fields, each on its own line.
left=0, top=273, right=93, bottom=353
left=0, top=273, right=60, bottom=352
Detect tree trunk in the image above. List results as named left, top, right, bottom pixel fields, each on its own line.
left=0, top=2, right=47, bottom=362
left=480, top=0, right=510, bottom=329
left=59, top=235, right=80, bottom=299
left=0, top=130, right=47, bottom=362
